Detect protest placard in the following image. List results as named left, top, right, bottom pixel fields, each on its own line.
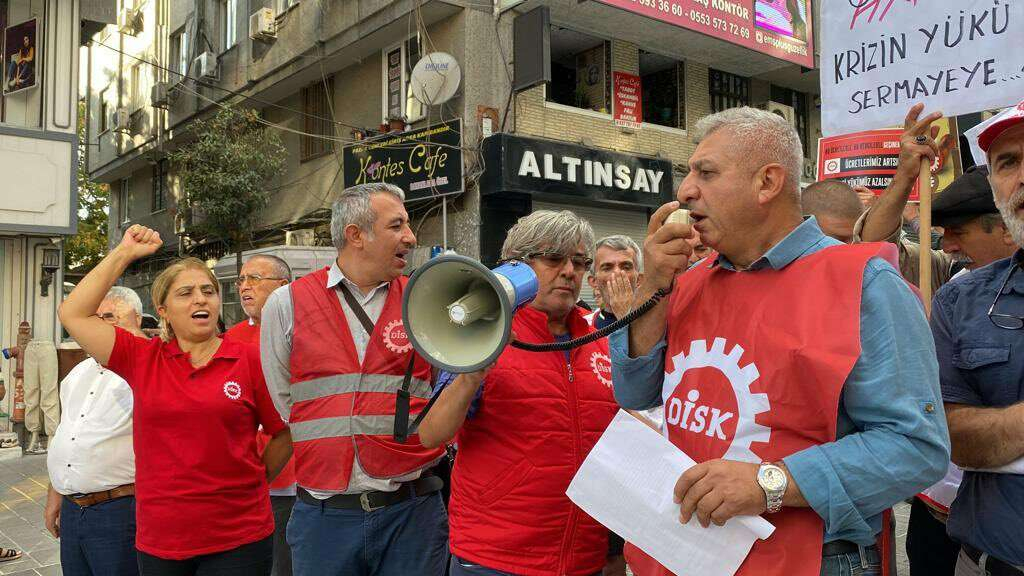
left=817, top=118, right=962, bottom=201
left=820, top=0, right=1024, bottom=136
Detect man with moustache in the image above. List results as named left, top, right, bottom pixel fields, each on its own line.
left=931, top=100, right=1024, bottom=576
left=611, top=107, right=948, bottom=576
left=224, top=254, right=294, bottom=576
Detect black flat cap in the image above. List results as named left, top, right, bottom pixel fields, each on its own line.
left=932, top=166, right=996, bottom=227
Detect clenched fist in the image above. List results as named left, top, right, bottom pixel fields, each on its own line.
left=118, top=224, right=163, bottom=261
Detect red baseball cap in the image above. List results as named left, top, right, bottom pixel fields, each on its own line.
left=978, top=99, right=1024, bottom=152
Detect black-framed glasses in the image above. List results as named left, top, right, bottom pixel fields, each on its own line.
left=525, top=251, right=594, bottom=272
left=988, top=263, right=1024, bottom=330
left=235, top=274, right=286, bottom=287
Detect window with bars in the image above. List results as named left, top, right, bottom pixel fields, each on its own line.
left=152, top=159, right=168, bottom=212
left=708, top=69, right=750, bottom=113
left=301, top=77, right=335, bottom=161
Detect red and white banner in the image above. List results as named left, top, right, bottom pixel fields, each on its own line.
left=613, top=72, right=643, bottom=129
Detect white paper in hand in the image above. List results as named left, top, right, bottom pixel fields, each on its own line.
left=567, top=410, right=774, bottom=576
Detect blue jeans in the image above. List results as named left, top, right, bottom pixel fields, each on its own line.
left=287, top=491, right=448, bottom=576
left=820, top=545, right=882, bottom=576
left=60, top=496, right=139, bottom=576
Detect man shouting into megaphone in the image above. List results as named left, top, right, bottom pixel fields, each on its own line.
left=610, top=106, right=950, bottom=576
left=418, top=210, right=626, bottom=576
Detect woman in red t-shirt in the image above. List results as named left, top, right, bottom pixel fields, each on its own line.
left=59, top=225, right=292, bottom=576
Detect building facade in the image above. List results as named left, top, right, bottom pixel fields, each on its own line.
left=0, top=0, right=112, bottom=441
left=84, top=0, right=822, bottom=318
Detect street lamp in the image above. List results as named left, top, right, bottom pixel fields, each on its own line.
left=39, top=248, right=60, bottom=297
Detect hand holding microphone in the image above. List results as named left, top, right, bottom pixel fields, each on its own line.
left=643, top=202, right=694, bottom=292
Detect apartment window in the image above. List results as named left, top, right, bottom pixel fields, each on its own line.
left=119, top=179, right=130, bottom=224
left=709, top=69, right=750, bottom=113
left=770, top=85, right=810, bottom=154
left=99, top=89, right=109, bottom=132
left=171, top=29, right=189, bottom=79
left=221, top=0, right=237, bottom=51
left=130, top=64, right=142, bottom=111
left=382, top=37, right=424, bottom=123
left=546, top=26, right=608, bottom=113
left=301, top=77, right=334, bottom=161
left=640, top=51, right=683, bottom=129
left=152, top=159, right=168, bottom=212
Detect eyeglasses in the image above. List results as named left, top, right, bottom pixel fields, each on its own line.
left=94, top=312, right=117, bottom=324
left=235, top=274, right=287, bottom=287
left=525, top=252, right=594, bottom=272
left=988, top=263, right=1024, bottom=330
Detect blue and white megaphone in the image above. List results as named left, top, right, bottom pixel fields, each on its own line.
left=402, top=255, right=538, bottom=373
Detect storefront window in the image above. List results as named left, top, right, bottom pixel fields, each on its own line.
left=546, top=26, right=607, bottom=113
left=709, top=68, right=750, bottom=113
left=640, top=51, right=681, bottom=130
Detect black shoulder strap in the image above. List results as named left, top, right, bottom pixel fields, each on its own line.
left=336, top=282, right=376, bottom=336
left=335, top=281, right=428, bottom=443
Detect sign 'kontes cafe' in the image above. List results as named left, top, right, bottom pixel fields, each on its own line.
left=480, top=134, right=674, bottom=207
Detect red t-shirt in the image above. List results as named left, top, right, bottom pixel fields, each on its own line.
left=223, top=319, right=296, bottom=492
left=106, top=327, right=286, bottom=560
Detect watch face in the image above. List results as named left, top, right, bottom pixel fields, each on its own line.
left=761, top=467, right=786, bottom=491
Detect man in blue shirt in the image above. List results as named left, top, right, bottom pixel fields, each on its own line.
left=611, top=107, right=949, bottom=576
left=932, top=102, right=1024, bottom=576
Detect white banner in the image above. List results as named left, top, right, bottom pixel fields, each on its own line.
left=820, top=0, right=1024, bottom=136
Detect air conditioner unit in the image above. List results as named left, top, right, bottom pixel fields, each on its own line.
left=151, top=82, right=170, bottom=107
left=249, top=7, right=277, bottom=41
left=285, top=229, right=315, bottom=247
left=117, top=8, right=141, bottom=35
left=111, top=107, right=130, bottom=132
left=193, top=52, right=218, bottom=80
left=802, top=158, right=817, bottom=181
left=765, top=101, right=796, bottom=127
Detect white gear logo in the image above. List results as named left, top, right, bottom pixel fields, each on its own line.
left=223, top=381, right=242, bottom=400
left=590, top=352, right=612, bottom=388
left=381, top=319, right=412, bottom=354
left=662, top=338, right=770, bottom=463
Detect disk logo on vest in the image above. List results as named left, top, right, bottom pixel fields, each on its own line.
left=382, top=320, right=412, bottom=354
left=662, top=338, right=770, bottom=463
left=590, top=352, right=613, bottom=388
left=223, top=381, right=242, bottom=400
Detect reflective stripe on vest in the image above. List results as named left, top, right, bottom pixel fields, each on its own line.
left=290, top=373, right=432, bottom=404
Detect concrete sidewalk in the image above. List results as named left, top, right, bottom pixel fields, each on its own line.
left=0, top=455, right=59, bottom=575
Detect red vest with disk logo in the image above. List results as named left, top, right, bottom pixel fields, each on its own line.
left=288, top=269, right=443, bottom=491
left=627, top=243, right=895, bottom=576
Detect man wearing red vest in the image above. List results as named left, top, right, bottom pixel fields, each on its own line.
left=610, top=107, right=950, bottom=576
left=224, top=253, right=294, bottom=576
left=260, top=183, right=448, bottom=576
left=418, top=210, right=623, bottom=576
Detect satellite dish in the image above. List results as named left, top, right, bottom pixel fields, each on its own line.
left=410, top=52, right=461, bottom=106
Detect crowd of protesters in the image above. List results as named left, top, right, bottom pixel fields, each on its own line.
left=46, top=99, right=1024, bottom=576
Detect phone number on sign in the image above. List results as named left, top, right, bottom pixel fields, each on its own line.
left=625, top=0, right=751, bottom=39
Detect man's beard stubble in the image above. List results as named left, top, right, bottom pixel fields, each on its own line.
left=996, top=185, right=1024, bottom=249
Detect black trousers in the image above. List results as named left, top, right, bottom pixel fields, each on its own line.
left=270, top=496, right=295, bottom=576
left=137, top=536, right=273, bottom=576
left=906, top=497, right=959, bottom=576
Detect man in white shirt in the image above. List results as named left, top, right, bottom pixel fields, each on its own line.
left=46, top=286, right=143, bottom=576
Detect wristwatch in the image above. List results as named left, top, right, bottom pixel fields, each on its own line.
left=757, top=462, right=787, bottom=514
